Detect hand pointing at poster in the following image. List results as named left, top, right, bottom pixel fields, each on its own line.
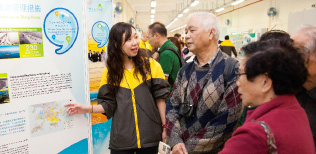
left=64, top=103, right=105, bottom=116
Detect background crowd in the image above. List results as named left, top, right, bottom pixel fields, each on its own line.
left=66, top=11, right=316, bottom=154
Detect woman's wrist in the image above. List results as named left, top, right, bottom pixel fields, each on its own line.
left=162, top=124, right=166, bottom=129
left=85, top=105, right=93, bottom=113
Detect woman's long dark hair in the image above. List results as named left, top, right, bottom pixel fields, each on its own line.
left=106, top=22, right=150, bottom=96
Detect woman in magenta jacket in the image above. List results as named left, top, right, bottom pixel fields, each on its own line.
left=220, top=39, right=315, bottom=154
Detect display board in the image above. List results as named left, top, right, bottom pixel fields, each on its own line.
left=0, top=0, right=91, bottom=153
left=86, top=0, right=113, bottom=154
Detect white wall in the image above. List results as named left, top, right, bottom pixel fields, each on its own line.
left=113, top=0, right=141, bottom=30
left=170, top=0, right=316, bottom=40
left=217, top=0, right=316, bottom=36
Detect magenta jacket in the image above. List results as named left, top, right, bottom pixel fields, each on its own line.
left=220, top=95, right=315, bottom=154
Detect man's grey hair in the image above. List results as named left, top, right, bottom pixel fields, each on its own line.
left=187, top=12, right=221, bottom=40
left=297, top=24, right=316, bottom=58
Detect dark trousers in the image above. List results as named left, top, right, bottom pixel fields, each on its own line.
left=110, top=146, right=158, bottom=154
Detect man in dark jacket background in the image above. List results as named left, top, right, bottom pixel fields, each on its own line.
left=220, top=35, right=237, bottom=57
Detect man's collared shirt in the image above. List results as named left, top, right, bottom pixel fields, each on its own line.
left=193, top=47, right=220, bottom=67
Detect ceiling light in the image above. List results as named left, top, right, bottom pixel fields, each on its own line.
left=231, top=0, right=244, bottom=5
left=174, top=18, right=178, bottom=21
left=190, top=0, right=199, bottom=7
left=151, top=1, right=156, bottom=7
left=183, top=8, right=189, bottom=13
left=151, top=14, right=154, bottom=18
left=170, top=24, right=187, bottom=32
left=215, top=7, right=224, bottom=12
left=151, top=9, right=155, bottom=14
left=177, top=14, right=183, bottom=18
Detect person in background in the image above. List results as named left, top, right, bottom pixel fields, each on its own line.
left=259, top=30, right=290, bottom=41
left=65, top=22, right=170, bottom=154
left=100, top=49, right=106, bottom=62
left=139, top=31, right=153, bottom=57
left=219, top=39, right=315, bottom=154
left=91, top=51, right=99, bottom=62
left=97, top=51, right=101, bottom=62
left=88, top=50, right=92, bottom=62
left=181, top=36, right=185, bottom=43
left=174, top=33, right=181, bottom=42
left=168, top=37, right=183, bottom=58
left=220, top=35, right=237, bottom=57
left=148, top=22, right=180, bottom=93
left=180, top=41, right=186, bottom=58
left=166, top=12, right=242, bottom=154
left=292, top=25, right=316, bottom=148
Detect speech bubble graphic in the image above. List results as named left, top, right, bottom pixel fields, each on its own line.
left=44, top=8, right=79, bottom=54
left=92, top=21, right=109, bottom=48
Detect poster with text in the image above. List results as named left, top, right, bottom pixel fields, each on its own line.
left=0, top=1, right=90, bottom=154
left=86, top=0, right=113, bottom=154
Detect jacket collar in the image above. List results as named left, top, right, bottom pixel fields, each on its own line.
left=245, top=95, right=298, bottom=122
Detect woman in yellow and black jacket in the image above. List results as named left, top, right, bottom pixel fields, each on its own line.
left=65, top=22, right=170, bottom=154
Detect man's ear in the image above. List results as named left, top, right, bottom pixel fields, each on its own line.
left=155, top=32, right=161, bottom=38
left=209, top=29, right=215, bottom=40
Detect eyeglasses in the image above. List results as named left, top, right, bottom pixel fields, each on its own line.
left=235, top=71, right=247, bottom=80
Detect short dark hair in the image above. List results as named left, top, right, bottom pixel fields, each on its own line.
left=259, top=30, right=290, bottom=41
left=174, top=33, right=181, bottom=38
left=242, top=39, right=307, bottom=95
left=148, top=22, right=167, bottom=37
left=225, top=35, right=229, bottom=40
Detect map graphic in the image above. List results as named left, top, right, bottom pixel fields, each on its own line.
left=29, top=100, right=73, bottom=138
left=92, top=21, right=109, bottom=48
left=44, top=8, right=79, bottom=54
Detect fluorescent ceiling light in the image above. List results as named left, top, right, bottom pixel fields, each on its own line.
left=215, top=8, right=224, bottom=12
left=174, top=18, right=178, bottom=21
left=151, top=9, right=155, bottom=14
left=190, top=0, right=199, bottom=7
left=178, top=14, right=183, bottom=18
left=231, top=0, right=244, bottom=5
left=151, top=1, right=156, bottom=7
left=151, top=14, right=154, bottom=18
left=170, top=24, right=187, bottom=32
left=183, top=8, right=189, bottom=13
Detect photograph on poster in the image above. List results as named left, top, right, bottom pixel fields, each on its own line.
left=0, top=75, right=9, bottom=104
left=0, top=32, right=19, bottom=45
left=0, top=45, right=20, bottom=59
left=19, top=32, right=42, bottom=44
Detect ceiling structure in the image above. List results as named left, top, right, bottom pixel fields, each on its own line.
left=127, top=0, right=232, bottom=32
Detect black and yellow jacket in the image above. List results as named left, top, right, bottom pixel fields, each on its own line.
left=220, top=40, right=237, bottom=57
left=97, top=58, right=170, bottom=150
